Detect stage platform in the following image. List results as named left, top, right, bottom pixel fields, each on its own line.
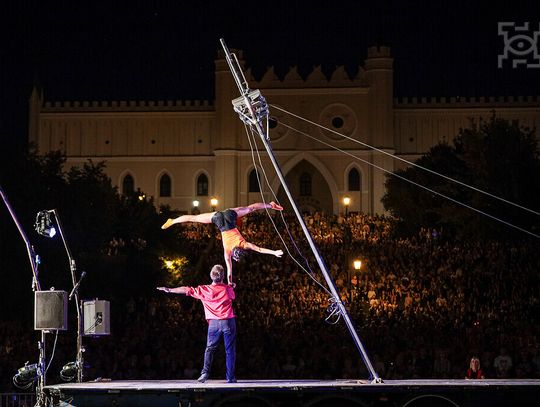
left=44, top=378, right=540, bottom=407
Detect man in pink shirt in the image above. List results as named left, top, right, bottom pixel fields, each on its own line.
left=157, top=264, right=237, bottom=383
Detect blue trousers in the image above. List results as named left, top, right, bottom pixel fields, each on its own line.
left=202, top=318, right=236, bottom=381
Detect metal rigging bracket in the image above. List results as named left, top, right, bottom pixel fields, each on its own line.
left=232, top=90, right=269, bottom=127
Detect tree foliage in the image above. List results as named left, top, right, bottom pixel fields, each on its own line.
left=0, top=151, right=181, bottom=320
left=382, top=115, right=540, bottom=240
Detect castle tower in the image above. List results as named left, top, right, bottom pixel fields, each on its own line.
left=364, top=46, right=394, bottom=213
left=364, top=46, right=394, bottom=148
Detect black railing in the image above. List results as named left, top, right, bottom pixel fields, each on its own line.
left=0, top=393, right=36, bottom=407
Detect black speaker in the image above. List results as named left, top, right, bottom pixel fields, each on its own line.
left=83, top=299, right=110, bottom=336
left=34, top=290, right=68, bottom=330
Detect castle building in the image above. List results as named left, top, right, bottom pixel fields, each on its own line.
left=28, top=47, right=540, bottom=215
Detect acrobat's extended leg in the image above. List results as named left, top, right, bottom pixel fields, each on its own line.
left=161, top=212, right=215, bottom=229
left=232, top=201, right=283, bottom=218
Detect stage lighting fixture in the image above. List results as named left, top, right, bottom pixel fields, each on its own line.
left=13, top=363, right=38, bottom=389
left=60, top=361, right=78, bottom=381
left=34, top=211, right=56, bottom=238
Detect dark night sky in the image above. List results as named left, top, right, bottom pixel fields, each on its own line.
left=2, top=1, right=540, bottom=157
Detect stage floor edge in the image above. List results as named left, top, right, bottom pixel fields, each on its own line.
left=44, top=378, right=540, bottom=407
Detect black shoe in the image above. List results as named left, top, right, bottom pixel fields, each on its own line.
left=227, top=378, right=237, bottom=383
left=197, top=373, right=209, bottom=383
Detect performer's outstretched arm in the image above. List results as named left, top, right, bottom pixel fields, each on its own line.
left=232, top=201, right=283, bottom=218
left=224, top=242, right=283, bottom=285
left=161, top=212, right=215, bottom=229
left=156, top=286, right=189, bottom=294
left=244, top=242, right=283, bottom=257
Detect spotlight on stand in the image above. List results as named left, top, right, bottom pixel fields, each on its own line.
left=34, top=211, right=56, bottom=238
left=60, top=361, right=78, bottom=381
left=13, top=362, right=38, bottom=389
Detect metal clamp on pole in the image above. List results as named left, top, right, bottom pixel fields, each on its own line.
left=232, top=90, right=269, bottom=127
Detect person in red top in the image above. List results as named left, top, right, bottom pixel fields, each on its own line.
left=157, top=264, right=237, bottom=383
left=161, top=202, right=284, bottom=284
left=465, top=356, right=485, bottom=379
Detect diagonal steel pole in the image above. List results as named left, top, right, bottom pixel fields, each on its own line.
left=220, top=39, right=381, bottom=382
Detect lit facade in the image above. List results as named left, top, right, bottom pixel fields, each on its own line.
left=29, top=47, right=540, bottom=215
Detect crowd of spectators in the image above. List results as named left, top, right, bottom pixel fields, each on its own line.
left=1, top=212, right=539, bottom=390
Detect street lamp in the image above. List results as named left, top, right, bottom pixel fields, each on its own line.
left=352, top=259, right=363, bottom=302
left=192, top=200, right=200, bottom=214
left=343, top=197, right=351, bottom=217
left=210, top=198, right=218, bottom=211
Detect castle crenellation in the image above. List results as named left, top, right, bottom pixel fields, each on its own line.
left=394, top=95, right=540, bottom=107
left=367, top=45, right=392, bottom=58
left=252, top=64, right=366, bottom=88
left=42, top=99, right=214, bottom=112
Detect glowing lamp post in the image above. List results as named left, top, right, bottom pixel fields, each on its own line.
left=192, top=200, right=200, bottom=214
left=210, top=198, right=218, bottom=211
left=352, top=259, right=363, bottom=300
left=343, top=197, right=351, bottom=217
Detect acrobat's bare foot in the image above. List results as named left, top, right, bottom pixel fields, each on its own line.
left=161, top=219, right=175, bottom=229
left=270, top=201, right=283, bottom=211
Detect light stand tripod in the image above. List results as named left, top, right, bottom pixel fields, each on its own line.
left=37, top=209, right=86, bottom=383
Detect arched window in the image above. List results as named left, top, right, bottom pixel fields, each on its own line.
left=248, top=169, right=260, bottom=193
left=348, top=168, right=361, bottom=191
left=122, top=174, right=134, bottom=196
left=299, top=172, right=312, bottom=196
left=159, top=173, right=171, bottom=197
left=197, top=174, right=208, bottom=196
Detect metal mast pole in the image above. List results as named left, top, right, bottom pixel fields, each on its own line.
left=219, top=39, right=381, bottom=382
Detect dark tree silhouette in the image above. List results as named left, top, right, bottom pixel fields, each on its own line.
left=382, top=115, right=540, bottom=240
